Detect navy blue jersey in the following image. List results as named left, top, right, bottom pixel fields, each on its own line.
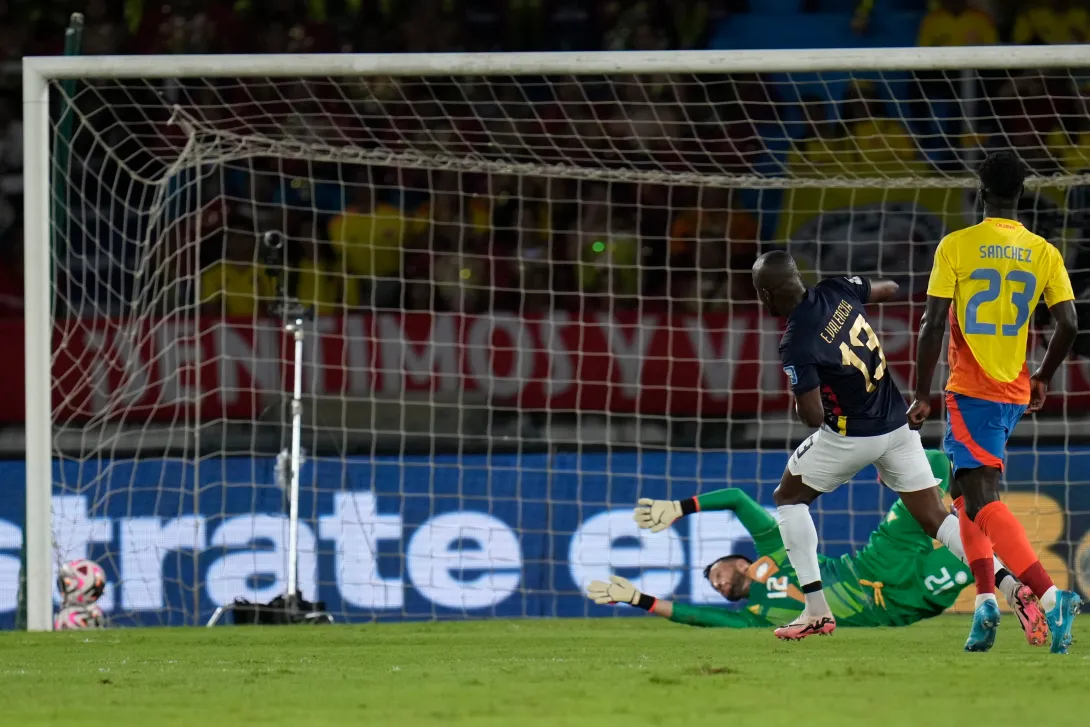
left=779, top=276, right=907, bottom=437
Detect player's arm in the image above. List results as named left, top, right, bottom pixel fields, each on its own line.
left=1029, top=251, right=1079, bottom=412
left=866, top=279, right=899, bottom=303
left=909, top=238, right=956, bottom=427
left=1030, top=300, right=1077, bottom=408
left=635, top=488, right=775, bottom=535
left=911, top=295, right=951, bottom=405
left=793, top=386, right=824, bottom=428
left=656, top=601, right=767, bottom=628
left=586, top=576, right=765, bottom=628
left=827, top=274, right=891, bottom=304
left=635, top=488, right=784, bottom=555
left=779, top=333, right=823, bottom=428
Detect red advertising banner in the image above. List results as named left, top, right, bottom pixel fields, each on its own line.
left=4, top=306, right=1086, bottom=423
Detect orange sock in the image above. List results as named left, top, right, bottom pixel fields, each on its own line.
left=974, top=500, right=1054, bottom=598
left=954, top=496, right=995, bottom=595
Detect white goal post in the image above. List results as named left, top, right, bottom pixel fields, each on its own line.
left=22, top=45, right=1090, bottom=631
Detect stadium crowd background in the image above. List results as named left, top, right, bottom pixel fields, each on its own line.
left=0, top=0, right=1089, bottom=323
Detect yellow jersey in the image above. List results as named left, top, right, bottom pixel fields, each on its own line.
left=926, top=217, right=1074, bottom=404
left=296, top=259, right=360, bottom=315
left=1012, top=6, right=1090, bottom=46
left=1047, top=127, right=1090, bottom=173
left=200, top=262, right=273, bottom=317
left=327, top=203, right=415, bottom=279
left=846, top=118, right=919, bottom=176
left=917, top=8, right=998, bottom=47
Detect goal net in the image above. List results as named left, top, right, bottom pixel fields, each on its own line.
left=15, top=48, right=1090, bottom=629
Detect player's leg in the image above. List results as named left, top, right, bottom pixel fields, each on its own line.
left=879, top=442, right=1047, bottom=645
left=876, top=434, right=1046, bottom=645
left=875, top=424, right=1001, bottom=651
left=944, top=394, right=1007, bottom=651
left=995, top=565, right=1050, bottom=647
left=956, top=472, right=1047, bottom=648
left=873, top=425, right=964, bottom=557
left=948, top=394, right=1079, bottom=653
left=943, top=411, right=999, bottom=606
left=951, top=399, right=1046, bottom=580
left=772, top=469, right=828, bottom=629
left=772, top=428, right=870, bottom=640
left=994, top=402, right=1080, bottom=652
left=946, top=427, right=998, bottom=601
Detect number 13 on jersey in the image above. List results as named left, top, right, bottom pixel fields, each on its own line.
left=840, top=314, right=888, bottom=392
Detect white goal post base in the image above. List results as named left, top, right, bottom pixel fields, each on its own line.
left=22, top=46, right=1090, bottom=631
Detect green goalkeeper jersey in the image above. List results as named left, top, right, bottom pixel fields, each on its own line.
left=666, top=450, right=972, bottom=628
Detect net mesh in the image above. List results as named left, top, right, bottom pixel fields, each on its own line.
left=39, top=63, right=1090, bottom=626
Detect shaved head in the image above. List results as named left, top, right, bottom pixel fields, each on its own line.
left=752, top=250, right=807, bottom=317
left=752, top=250, right=798, bottom=288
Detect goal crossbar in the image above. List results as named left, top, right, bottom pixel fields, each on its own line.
left=22, top=45, right=1090, bottom=79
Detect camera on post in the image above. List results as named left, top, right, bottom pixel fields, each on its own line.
left=261, top=230, right=286, bottom=268
left=205, top=228, right=328, bottom=627
left=260, top=229, right=312, bottom=322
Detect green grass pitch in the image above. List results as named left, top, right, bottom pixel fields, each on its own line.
left=3, top=616, right=1090, bottom=726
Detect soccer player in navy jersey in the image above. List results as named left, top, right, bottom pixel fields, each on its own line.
left=752, top=251, right=975, bottom=641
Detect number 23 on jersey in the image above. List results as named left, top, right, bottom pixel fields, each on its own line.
left=964, top=268, right=1037, bottom=336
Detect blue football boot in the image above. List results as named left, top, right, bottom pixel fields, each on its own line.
left=1045, top=590, right=1082, bottom=655
left=965, top=598, right=1001, bottom=652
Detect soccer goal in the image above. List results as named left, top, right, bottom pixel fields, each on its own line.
left=18, top=46, right=1090, bottom=631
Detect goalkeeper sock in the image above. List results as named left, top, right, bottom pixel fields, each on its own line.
left=776, top=503, right=829, bottom=616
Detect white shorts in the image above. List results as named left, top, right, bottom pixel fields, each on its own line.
left=787, top=424, right=938, bottom=494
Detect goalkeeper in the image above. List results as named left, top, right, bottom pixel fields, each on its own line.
left=587, top=450, right=1044, bottom=643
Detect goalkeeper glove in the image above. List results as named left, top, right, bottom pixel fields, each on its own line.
left=586, top=575, right=657, bottom=612
left=633, top=498, right=688, bottom=532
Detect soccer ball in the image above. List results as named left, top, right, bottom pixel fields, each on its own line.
left=54, top=604, right=105, bottom=630
left=57, top=559, right=106, bottom=606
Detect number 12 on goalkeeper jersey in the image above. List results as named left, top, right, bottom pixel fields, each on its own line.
left=927, top=217, right=1075, bottom=404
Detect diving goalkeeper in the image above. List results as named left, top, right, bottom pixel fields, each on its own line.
left=586, top=449, right=1045, bottom=643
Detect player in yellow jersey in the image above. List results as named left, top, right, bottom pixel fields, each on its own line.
left=908, top=151, right=1081, bottom=654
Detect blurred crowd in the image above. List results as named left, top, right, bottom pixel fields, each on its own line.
left=0, top=0, right=1083, bottom=58
left=188, top=169, right=760, bottom=319
left=1, top=0, right=1090, bottom=319
left=0, top=0, right=745, bottom=58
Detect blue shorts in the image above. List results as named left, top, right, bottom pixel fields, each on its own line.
left=943, top=392, right=1026, bottom=473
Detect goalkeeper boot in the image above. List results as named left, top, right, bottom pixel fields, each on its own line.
left=774, top=613, right=835, bottom=641
left=964, top=598, right=1000, bottom=652
left=1010, top=585, right=1049, bottom=647
left=1045, top=590, right=1082, bottom=655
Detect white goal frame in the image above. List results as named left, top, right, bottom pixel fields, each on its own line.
left=22, top=45, right=1090, bottom=631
